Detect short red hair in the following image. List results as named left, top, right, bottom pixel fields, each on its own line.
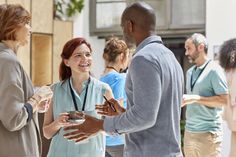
left=0, top=4, right=31, bottom=41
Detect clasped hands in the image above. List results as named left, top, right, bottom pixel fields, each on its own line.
left=63, top=98, right=126, bottom=143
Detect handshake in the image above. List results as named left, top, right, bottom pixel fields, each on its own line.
left=27, top=85, right=53, bottom=113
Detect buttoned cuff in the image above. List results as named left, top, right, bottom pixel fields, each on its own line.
left=104, top=116, right=120, bottom=136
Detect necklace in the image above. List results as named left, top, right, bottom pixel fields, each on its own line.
left=106, top=66, right=119, bottom=72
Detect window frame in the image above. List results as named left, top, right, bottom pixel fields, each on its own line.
left=89, top=0, right=206, bottom=37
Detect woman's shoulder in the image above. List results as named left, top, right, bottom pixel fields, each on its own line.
left=0, top=49, right=23, bottom=77
left=91, top=77, right=110, bottom=89
left=102, top=72, right=126, bottom=81
left=91, top=77, right=107, bottom=85
left=0, top=49, right=20, bottom=67
left=51, top=79, right=69, bottom=92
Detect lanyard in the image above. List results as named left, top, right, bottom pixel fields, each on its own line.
left=69, top=77, right=91, bottom=111
left=190, top=60, right=211, bottom=92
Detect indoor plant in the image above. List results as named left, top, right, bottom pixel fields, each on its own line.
left=54, top=0, right=84, bottom=20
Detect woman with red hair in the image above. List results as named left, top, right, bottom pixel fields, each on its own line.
left=43, top=37, right=113, bottom=157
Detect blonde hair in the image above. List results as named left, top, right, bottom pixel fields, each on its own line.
left=103, top=37, right=128, bottom=63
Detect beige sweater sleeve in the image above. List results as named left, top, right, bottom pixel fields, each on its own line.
left=0, top=51, right=29, bottom=131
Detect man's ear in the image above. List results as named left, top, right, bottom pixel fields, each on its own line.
left=127, top=20, right=133, bottom=33
left=197, top=43, right=205, bottom=52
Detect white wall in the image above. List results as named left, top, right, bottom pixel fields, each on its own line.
left=206, top=0, right=236, bottom=59
left=206, top=0, right=236, bottom=156
left=73, top=0, right=105, bottom=78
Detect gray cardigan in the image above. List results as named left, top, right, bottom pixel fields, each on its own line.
left=0, top=43, right=41, bottom=157
left=104, top=36, right=184, bottom=157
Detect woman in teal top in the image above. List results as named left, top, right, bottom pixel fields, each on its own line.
left=100, top=38, right=130, bottom=157
left=43, top=37, right=113, bottom=157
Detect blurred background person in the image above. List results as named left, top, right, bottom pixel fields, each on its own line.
left=0, top=4, right=53, bottom=157
left=219, top=38, right=236, bottom=157
left=183, top=33, right=228, bottom=157
left=100, top=37, right=129, bottom=157
left=43, top=37, right=113, bottom=157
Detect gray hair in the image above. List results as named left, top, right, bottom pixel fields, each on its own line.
left=189, top=33, right=208, bottom=53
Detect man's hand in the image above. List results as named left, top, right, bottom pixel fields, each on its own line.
left=96, top=98, right=126, bottom=116
left=63, top=113, right=103, bottom=143
left=182, top=94, right=201, bottom=107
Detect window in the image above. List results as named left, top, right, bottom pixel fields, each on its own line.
left=90, top=0, right=205, bottom=37
left=96, top=0, right=126, bottom=28
left=89, top=0, right=127, bottom=36
left=142, top=0, right=168, bottom=29
left=170, top=0, right=205, bottom=28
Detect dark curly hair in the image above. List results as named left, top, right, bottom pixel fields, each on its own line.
left=219, top=38, right=236, bottom=71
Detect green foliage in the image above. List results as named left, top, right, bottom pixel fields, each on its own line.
left=180, top=119, right=185, bottom=148
left=54, top=0, right=84, bottom=20
left=66, top=0, right=84, bottom=17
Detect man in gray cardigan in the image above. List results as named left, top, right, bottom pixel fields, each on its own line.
left=64, top=2, right=184, bottom=157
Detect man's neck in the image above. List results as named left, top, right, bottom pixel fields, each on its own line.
left=136, top=31, right=154, bottom=46
left=195, top=55, right=208, bottom=67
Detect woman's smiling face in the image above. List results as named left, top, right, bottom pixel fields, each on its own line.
left=64, top=43, right=92, bottom=74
